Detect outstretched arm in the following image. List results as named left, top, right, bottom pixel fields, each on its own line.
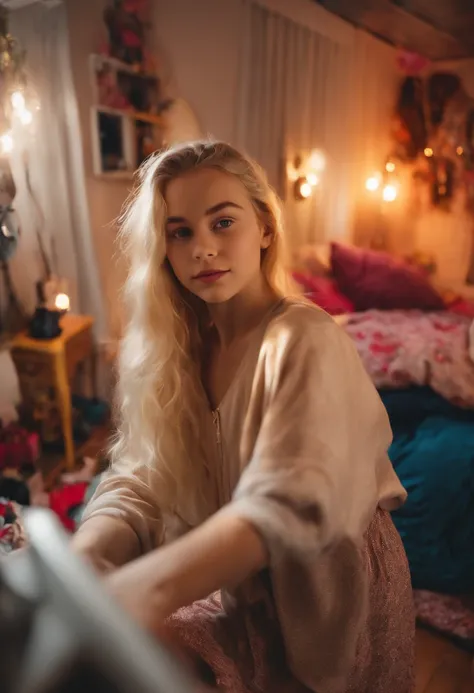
left=71, top=466, right=164, bottom=573
left=106, top=510, right=267, bottom=631
left=71, top=515, right=142, bottom=574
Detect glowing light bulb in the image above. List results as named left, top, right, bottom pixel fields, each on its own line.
left=383, top=184, right=397, bottom=202
left=55, top=293, right=70, bottom=312
left=11, top=91, right=25, bottom=111
left=308, top=149, right=326, bottom=172
left=307, top=172, right=319, bottom=186
left=0, top=131, right=14, bottom=154
left=424, top=147, right=434, bottom=158
left=385, top=161, right=396, bottom=173
left=300, top=181, right=312, bottom=198
left=457, top=146, right=464, bottom=156
left=365, top=175, right=381, bottom=192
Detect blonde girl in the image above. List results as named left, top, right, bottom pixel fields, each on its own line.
left=72, top=141, right=414, bottom=693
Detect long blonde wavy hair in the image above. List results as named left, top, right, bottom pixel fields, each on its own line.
left=111, top=140, right=289, bottom=514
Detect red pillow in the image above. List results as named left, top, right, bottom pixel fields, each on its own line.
left=330, top=242, right=444, bottom=311
left=292, top=272, right=354, bottom=315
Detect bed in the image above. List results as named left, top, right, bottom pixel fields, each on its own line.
left=293, top=241, right=474, bottom=646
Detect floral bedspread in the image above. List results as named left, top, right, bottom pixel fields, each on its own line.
left=343, top=310, right=474, bottom=408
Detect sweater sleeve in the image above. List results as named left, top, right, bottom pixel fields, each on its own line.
left=79, top=464, right=163, bottom=555
left=224, top=309, right=406, bottom=690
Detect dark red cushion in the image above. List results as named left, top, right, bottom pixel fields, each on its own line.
left=330, top=242, right=444, bottom=311
left=292, top=272, right=354, bottom=315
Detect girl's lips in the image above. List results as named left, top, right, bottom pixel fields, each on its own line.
left=194, top=270, right=230, bottom=283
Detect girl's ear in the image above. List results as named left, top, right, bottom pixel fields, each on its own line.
left=260, top=226, right=273, bottom=250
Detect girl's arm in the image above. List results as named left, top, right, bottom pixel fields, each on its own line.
left=71, top=515, right=142, bottom=574
left=70, top=467, right=164, bottom=572
left=106, top=510, right=267, bottom=627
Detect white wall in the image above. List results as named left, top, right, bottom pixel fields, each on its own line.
left=151, top=0, right=399, bottom=251
left=150, top=0, right=243, bottom=144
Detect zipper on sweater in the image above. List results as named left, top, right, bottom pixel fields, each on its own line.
left=212, top=408, right=222, bottom=447
left=212, top=408, right=226, bottom=495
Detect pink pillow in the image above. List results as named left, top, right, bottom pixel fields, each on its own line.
left=448, top=297, right=474, bottom=318
left=292, top=272, right=354, bottom=315
left=330, top=243, right=444, bottom=311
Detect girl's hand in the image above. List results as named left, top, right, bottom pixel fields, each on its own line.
left=105, top=560, right=172, bottom=635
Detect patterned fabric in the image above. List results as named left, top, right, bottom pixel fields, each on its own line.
left=413, top=590, right=474, bottom=649
left=344, top=310, right=474, bottom=407
left=166, top=510, right=415, bottom=693
left=0, top=498, right=26, bottom=555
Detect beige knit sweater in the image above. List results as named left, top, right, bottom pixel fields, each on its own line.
left=81, top=299, right=410, bottom=692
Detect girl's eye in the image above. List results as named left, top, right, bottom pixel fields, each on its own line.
left=169, top=227, right=192, bottom=240
left=214, top=218, right=234, bottom=230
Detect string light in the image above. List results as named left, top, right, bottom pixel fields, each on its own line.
left=424, top=147, right=434, bottom=158
left=0, top=131, right=13, bottom=154
left=19, top=108, right=32, bottom=125
left=307, top=172, right=319, bottom=186
left=385, top=161, right=396, bottom=173
left=11, top=90, right=25, bottom=111
left=382, top=184, right=398, bottom=202
left=365, top=174, right=381, bottom=192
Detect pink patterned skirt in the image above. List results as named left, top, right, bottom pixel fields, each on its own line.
left=166, top=510, right=415, bottom=692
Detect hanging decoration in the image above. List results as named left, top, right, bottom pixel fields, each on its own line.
left=102, top=0, right=155, bottom=72
left=0, top=6, right=39, bottom=157
left=366, top=49, right=474, bottom=216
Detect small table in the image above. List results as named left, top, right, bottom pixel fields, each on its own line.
left=10, top=314, right=96, bottom=470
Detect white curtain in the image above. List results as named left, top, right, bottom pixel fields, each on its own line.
left=236, top=0, right=399, bottom=251
left=8, top=2, right=106, bottom=338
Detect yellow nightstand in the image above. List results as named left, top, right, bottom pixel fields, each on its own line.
left=10, top=314, right=96, bottom=470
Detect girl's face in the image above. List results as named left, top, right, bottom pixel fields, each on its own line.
left=165, top=168, right=271, bottom=304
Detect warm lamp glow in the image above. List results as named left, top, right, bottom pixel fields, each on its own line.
left=365, top=175, right=381, bottom=192
left=382, top=184, right=397, bottom=202
left=457, top=146, right=464, bottom=156
left=385, top=161, right=396, bottom=173
left=308, top=149, right=326, bottom=172
left=55, top=293, right=70, bottom=312
left=307, top=172, right=319, bottom=186
left=294, top=176, right=313, bottom=200
left=300, top=181, right=312, bottom=198
left=424, top=147, right=434, bottom=158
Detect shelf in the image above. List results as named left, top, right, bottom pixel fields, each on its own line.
left=91, top=53, right=156, bottom=80
left=95, top=104, right=165, bottom=126
left=89, top=52, right=166, bottom=179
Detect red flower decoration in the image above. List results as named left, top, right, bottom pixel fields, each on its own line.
left=121, top=29, right=142, bottom=48
left=396, top=50, right=430, bottom=75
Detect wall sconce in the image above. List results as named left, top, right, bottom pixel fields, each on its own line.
left=294, top=176, right=313, bottom=200
left=291, top=149, right=325, bottom=201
